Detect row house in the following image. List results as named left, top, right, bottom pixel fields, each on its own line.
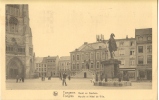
left=135, top=28, right=152, bottom=80
left=58, top=56, right=71, bottom=76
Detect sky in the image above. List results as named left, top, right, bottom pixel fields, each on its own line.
left=28, top=1, right=154, bottom=57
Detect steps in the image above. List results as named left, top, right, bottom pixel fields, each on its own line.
left=72, top=69, right=94, bottom=78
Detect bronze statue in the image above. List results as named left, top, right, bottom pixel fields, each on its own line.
left=108, top=33, right=117, bottom=58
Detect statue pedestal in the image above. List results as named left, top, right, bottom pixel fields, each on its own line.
left=101, top=59, right=121, bottom=78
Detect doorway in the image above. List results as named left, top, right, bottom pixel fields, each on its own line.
left=147, top=70, right=152, bottom=80
left=9, top=69, right=18, bottom=78
left=84, top=72, right=87, bottom=78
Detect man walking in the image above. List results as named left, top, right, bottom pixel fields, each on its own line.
left=62, top=73, right=67, bottom=86
left=16, top=75, right=19, bottom=83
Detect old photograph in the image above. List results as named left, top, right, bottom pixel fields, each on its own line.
left=1, top=0, right=157, bottom=100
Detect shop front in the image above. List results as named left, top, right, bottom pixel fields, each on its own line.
left=137, top=68, right=152, bottom=81
left=119, top=68, right=136, bottom=81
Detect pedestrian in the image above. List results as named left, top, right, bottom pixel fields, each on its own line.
left=91, top=74, right=95, bottom=83
left=16, top=75, right=19, bottom=83
left=62, top=73, right=67, bottom=86
left=22, top=76, right=24, bottom=82
left=68, top=75, right=71, bottom=80
left=105, top=74, right=107, bottom=82
left=95, top=73, right=98, bottom=82
left=19, top=78, right=21, bottom=82
left=118, top=73, right=122, bottom=82
left=100, top=73, right=103, bottom=81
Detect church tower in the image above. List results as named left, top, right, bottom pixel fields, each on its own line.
left=5, top=4, right=34, bottom=79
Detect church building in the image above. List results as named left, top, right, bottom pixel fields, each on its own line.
left=5, top=4, right=35, bottom=79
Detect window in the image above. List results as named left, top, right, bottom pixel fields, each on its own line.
left=82, top=53, right=85, bottom=60
left=130, top=60, right=135, bottom=66
left=138, top=46, right=143, bottom=53
left=9, top=17, right=18, bottom=32
left=77, top=55, right=80, bottom=60
left=120, top=60, right=125, bottom=65
left=101, top=51, right=105, bottom=59
left=73, top=64, right=75, bottom=69
left=96, top=53, right=100, bottom=60
left=147, top=55, right=152, bottom=64
left=91, top=63, right=93, bottom=68
left=138, top=37, right=143, bottom=41
left=77, top=64, right=79, bottom=69
left=90, top=53, right=94, bottom=60
left=96, top=62, right=100, bottom=68
left=130, top=50, right=135, bottom=55
left=130, top=41, right=134, bottom=46
left=82, top=63, right=84, bottom=69
left=147, top=36, right=152, bottom=41
left=119, top=42, right=124, bottom=46
left=147, top=45, right=152, bottom=53
left=86, top=53, right=89, bottom=60
left=138, top=56, right=144, bottom=64
left=119, top=49, right=125, bottom=55
left=72, top=55, right=75, bottom=61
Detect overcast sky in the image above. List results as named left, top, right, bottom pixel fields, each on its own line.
left=28, top=1, right=153, bottom=57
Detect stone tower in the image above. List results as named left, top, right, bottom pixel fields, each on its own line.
left=5, top=4, right=34, bottom=79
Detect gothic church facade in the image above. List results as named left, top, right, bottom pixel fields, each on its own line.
left=5, top=4, right=35, bottom=79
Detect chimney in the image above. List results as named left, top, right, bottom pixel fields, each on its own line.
left=84, top=42, right=88, bottom=45
left=126, top=35, right=128, bottom=39
left=48, top=55, right=50, bottom=57
left=75, top=49, right=78, bottom=51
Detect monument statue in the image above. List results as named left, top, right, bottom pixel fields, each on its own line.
left=107, top=33, right=117, bottom=58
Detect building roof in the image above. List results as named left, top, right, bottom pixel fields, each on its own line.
left=71, top=36, right=136, bottom=53
left=59, top=56, right=70, bottom=61
left=135, top=28, right=152, bottom=35
left=41, top=56, right=59, bottom=63
left=71, top=42, right=107, bottom=52
left=35, top=57, right=43, bottom=63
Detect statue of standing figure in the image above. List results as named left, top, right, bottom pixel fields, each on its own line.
left=108, top=33, right=117, bottom=58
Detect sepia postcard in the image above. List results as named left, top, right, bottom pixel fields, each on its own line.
left=0, top=0, right=158, bottom=100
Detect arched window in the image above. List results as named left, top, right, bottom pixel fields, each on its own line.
left=9, top=17, right=18, bottom=32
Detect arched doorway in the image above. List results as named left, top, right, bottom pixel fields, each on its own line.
left=7, top=57, right=24, bottom=79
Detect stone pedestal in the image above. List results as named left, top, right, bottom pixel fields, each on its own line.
left=101, top=59, right=121, bottom=78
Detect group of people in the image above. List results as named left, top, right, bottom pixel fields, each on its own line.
left=91, top=73, right=108, bottom=83
left=91, top=72, right=128, bottom=83
left=16, top=75, right=24, bottom=83
left=60, top=72, right=71, bottom=86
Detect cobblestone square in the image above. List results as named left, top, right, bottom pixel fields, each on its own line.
left=6, top=78, right=152, bottom=90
